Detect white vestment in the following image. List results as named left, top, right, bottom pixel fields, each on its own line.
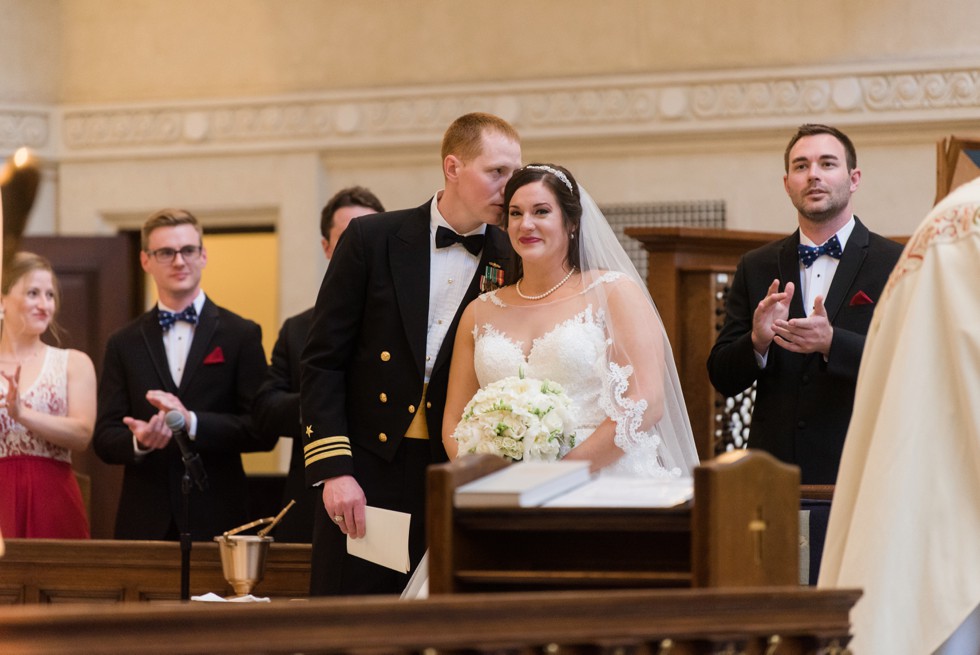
left=818, top=177, right=980, bottom=653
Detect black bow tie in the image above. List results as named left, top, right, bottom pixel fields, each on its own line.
left=436, top=225, right=485, bottom=256
left=798, top=234, right=843, bottom=268
left=158, top=305, right=198, bottom=332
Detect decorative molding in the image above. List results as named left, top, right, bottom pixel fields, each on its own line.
left=9, top=60, right=980, bottom=160
left=0, top=106, right=51, bottom=152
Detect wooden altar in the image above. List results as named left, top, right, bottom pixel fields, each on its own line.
left=427, top=449, right=800, bottom=595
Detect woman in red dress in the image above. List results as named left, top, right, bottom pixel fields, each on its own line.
left=0, top=252, right=97, bottom=538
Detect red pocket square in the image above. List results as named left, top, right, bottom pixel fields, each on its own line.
left=849, top=291, right=874, bottom=306
left=203, top=347, right=225, bottom=364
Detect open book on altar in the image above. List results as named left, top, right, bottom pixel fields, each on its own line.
left=453, top=460, right=694, bottom=508
left=454, top=460, right=591, bottom=508
left=543, top=474, right=693, bottom=508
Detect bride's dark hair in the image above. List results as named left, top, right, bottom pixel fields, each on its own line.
left=503, top=164, right=582, bottom=270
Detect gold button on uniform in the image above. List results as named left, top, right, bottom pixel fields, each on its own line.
left=408, top=405, right=416, bottom=414
left=378, top=433, right=387, bottom=443
left=426, top=401, right=432, bottom=409
left=380, top=351, right=391, bottom=362
left=379, top=393, right=387, bottom=403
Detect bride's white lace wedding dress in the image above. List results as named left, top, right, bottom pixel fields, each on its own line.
left=401, top=272, right=697, bottom=600
left=471, top=271, right=688, bottom=478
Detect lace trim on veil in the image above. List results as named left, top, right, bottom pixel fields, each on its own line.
left=599, top=361, right=680, bottom=478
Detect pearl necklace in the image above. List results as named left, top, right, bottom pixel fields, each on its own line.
left=515, top=268, right=576, bottom=301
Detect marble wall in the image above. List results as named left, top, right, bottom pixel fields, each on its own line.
left=2, top=0, right=980, bottom=319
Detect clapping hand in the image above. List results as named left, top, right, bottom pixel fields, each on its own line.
left=0, top=364, right=23, bottom=421
left=772, top=295, right=834, bottom=356
left=122, top=389, right=192, bottom=451
left=145, top=390, right=192, bottom=430
left=123, top=410, right=172, bottom=450
left=752, top=279, right=795, bottom=355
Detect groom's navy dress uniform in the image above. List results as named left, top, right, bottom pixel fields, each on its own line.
left=301, top=201, right=515, bottom=595
left=707, top=217, right=902, bottom=484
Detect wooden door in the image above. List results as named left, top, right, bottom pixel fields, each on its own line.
left=21, top=234, right=142, bottom=539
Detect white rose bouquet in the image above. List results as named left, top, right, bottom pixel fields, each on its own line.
left=451, top=374, right=577, bottom=462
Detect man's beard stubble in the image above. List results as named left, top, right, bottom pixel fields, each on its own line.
left=794, top=187, right=850, bottom=224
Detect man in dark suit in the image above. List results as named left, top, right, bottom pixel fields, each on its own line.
left=301, top=112, right=522, bottom=595
left=708, top=124, right=903, bottom=484
left=252, top=186, right=385, bottom=543
left=93, top=209, right=269, bottom=540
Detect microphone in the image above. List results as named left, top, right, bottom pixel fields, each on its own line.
left=165, top=410, right=209, bottom=491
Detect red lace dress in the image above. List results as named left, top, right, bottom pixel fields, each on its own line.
left=0, top=347, right=90, bottom=538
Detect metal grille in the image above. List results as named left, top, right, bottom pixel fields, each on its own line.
left=711, top=272, right=756, bottom=454
left=601, top=200, right=726, bottom=279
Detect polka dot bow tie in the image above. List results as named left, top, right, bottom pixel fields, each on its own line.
left=158, top=305, right=198, bottom=332
left=797, top=234, right=843, bottom=268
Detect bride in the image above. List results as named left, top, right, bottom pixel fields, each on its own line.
left=403, top=165, right=700, bottom=599
left=442, top=164, right=699, bottom=478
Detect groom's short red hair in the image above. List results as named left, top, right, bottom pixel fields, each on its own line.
left=441, top=112, right=520, bottom=163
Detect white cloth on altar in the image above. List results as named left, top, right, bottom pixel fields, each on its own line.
left=818, top=177, right=980, bottom=654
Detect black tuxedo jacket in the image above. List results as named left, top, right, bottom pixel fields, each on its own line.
left=300, top=201, right=517, bottom=485
left=93, top=297, right=269, bottom=540
left=252, top=307, right=315, bottom=542
left=707, top=218, right=903, bottom=484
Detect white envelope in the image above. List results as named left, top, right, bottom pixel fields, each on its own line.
left=346, top=505, right=411, bottom=573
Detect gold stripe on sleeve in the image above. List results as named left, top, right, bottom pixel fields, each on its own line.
left=305, top=447, right=352, bottom=467
left=304, top=435, right=352, bottom=466
left=304, top=435, right=349, bottom=454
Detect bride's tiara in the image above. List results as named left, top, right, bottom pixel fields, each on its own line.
left=525, top=165, right=574, bottom=195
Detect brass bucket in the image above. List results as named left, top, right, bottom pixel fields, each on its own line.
left=213, top=501, right=293, bottom=597
left=214, top=534, right=273, bottom=597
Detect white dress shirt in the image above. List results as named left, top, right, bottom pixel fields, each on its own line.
left=426, top=192, right=484, bottom=382
left=799, top=216, right=855, bottom=316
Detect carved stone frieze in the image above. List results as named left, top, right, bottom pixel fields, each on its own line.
left=862, top=70, right=980, bottom=110
left=0, top=109, right=50, bottom=150
left=7, top=61, right=979, bottom=157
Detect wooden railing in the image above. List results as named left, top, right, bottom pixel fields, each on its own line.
left=0, top=539, right=310, bottom=603
left=0, top=587, right=861, bottom=655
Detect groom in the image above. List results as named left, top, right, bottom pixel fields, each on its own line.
left=301, top=112, right=522, bottom=595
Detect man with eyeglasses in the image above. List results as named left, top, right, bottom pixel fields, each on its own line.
left=93, top=209, right=269, bottom=540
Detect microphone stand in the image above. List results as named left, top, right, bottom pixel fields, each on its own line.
left=180, top=469, right=193, bottom=601
left=177, top=447, right=208, bottom=601
left=166, top=410, right=208, bottom=602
